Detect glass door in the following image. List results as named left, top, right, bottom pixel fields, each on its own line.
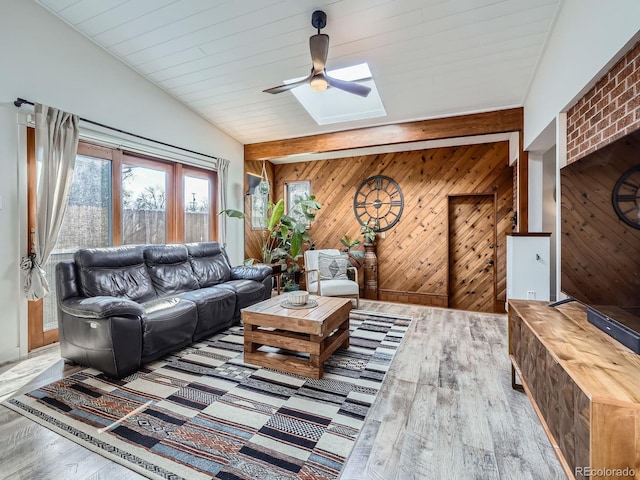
left=28, top=137, right=115, bottom=350
left=183, top=169, right=216, bottom=243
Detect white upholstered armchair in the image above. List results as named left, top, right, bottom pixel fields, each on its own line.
left=304, top=249, right=359, bottom=308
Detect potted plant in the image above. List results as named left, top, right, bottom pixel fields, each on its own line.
left=339, top=234, right=364, bottom=267
left=220, top=195, right=321, bottom=288
left=360, top=222, right=377, bottom=244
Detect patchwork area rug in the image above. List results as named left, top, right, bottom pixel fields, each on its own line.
left=4, top=310, right=411, bottom=480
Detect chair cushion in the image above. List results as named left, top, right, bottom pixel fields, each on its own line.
left=318, top=253, right=349, bottom=280
left=310, top=279, right=359, bottom=296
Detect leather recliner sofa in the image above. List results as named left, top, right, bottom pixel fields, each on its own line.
left=55, top=242, right=272, bottom=379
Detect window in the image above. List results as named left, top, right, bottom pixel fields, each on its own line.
left=28, top=133, right=218, bottom=350
left=288, top=63, right=386, bottom=125
left=121, top=161, right=169, bottom=245
left=183, top=173, right=212, bottom=243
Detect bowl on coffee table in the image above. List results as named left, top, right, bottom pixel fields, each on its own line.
left=288, top=290, right=309, bottom=306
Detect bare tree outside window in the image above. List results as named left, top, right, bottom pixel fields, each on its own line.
left=184, top=175, right=210, bottom=243
left=122, top=165, right=167, bottom=245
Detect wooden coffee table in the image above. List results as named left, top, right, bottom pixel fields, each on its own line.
left=241, top=295, right=352, bottom=379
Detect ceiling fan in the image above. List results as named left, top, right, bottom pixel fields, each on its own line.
left=263, top=10, right=372, bottom=98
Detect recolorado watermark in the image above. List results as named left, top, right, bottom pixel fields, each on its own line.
left=575, top=467, right=636, bottom=477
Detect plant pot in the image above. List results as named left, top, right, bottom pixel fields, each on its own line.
left=363, top=242, right=378, bottom=300
left=283, top=283, right=299, bottom=292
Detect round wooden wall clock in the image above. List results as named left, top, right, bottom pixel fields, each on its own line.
left=612, top=165, right=640, bottom=229
left=353, top=175, right=404, bottom=231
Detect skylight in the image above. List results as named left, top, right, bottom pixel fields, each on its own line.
left=287, top=63, right=386, bottom=126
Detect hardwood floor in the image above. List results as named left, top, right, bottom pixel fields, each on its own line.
left=0, top=300, right=565, bottom=480
left=340, top=301, right=565, bottom=479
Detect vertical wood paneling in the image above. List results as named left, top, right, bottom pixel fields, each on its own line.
left=254, top=142, right=514, bottom=310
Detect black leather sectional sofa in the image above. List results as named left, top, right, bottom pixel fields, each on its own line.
left=55, top=242, right=272, bottom=378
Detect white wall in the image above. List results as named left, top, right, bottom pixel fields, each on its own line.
left=527, top=153, right=544, bottom=231
left=523, top=0, right=640, bottom=149
left=0, top=0, right=245, bottom=364
left=542, top=148, right=557, bottom=301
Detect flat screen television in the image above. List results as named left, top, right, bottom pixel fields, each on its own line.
left=560, top=128, right=640, bottom=351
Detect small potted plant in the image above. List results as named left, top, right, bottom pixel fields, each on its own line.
left=340, top=234, right=364, bottom=268
left=360, top=222, right=377, bottom=244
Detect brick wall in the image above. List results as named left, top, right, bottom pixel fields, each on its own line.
left=566, top=42, right=640, bottom=164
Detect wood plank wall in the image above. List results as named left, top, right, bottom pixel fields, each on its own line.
left=263, top=142, right=514, bottom=307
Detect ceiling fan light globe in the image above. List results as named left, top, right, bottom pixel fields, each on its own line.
left=310, top=77, right=328, bottom=92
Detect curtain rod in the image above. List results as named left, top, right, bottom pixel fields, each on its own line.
left=13, top=97, right=222, bottom=162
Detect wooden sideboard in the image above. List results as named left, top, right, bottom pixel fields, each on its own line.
left=508, top=300, right=640, bottom=480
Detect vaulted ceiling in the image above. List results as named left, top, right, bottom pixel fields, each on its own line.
left=35, top=0, right=562, bottom=145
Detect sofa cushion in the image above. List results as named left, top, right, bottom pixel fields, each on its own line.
left=75, top=245, right=156, bottom=302
left=140, top=297, right=198, bottom=362
left=187, top=242, right=231, bottom=287
left=217, top=279, right=266, bottom=318
left=144, top=244, right=199, bottom=296
left=179, top=286, right=237, bottom=339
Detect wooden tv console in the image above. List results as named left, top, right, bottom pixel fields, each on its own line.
left=508, top=300, right=640, bottom=480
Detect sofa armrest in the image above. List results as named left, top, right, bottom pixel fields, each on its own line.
left=230, top=264, right=273, bottom=281
left=59, top=295, right=144, bottom=319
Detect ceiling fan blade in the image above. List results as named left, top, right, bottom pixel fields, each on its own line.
left=263, top=74, right=312, bottom=94
left=325, top=74, right=372, bottom=97
left=310, top=34, right=329, bottom=73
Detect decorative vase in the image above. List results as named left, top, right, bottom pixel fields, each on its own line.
left=363, top=242, right=378, bottom=300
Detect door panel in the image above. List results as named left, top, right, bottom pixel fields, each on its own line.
left=448, top=195, right=497, bottom=312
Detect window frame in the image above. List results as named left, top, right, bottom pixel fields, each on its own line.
left=26, top=132, right=220, bottom=351
left=180, top=165, right=219, bottom=243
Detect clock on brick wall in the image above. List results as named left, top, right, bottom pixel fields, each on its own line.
left=353, top=175, right=404, bottom=231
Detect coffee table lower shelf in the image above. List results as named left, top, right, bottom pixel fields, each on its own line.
left=244, top=325, right=349, bottom=379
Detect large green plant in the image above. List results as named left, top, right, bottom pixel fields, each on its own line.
left=220, top=195, right=321, bottom=266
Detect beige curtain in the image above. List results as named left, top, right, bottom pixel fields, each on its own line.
left=217, top=158, right=230, bottom=247
left=22, top=104, right=79, bottom=301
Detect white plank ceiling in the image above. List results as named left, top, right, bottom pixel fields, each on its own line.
left=35, top=0, right=562, bottom=145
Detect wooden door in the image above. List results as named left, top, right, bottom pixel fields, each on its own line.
left=448, top=194, right=497, bottom=312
